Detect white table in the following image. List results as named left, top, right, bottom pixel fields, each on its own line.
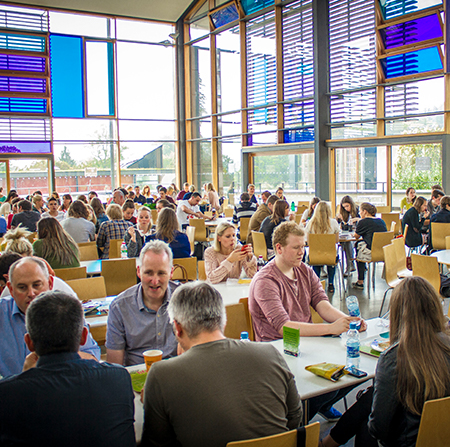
left=431, top=249, right=450, bottom=266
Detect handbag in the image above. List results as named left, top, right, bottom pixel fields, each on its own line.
left=172, top=263, right=189, bottom=283
left=356, top=240, right=371, bottom=262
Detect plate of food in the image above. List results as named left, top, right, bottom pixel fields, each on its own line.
left=370, top=339, right=390, bottom=353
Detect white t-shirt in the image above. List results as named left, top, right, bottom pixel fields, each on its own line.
left=41, top=211, right=65, bottom=222
left=177, top=200, right=200, bottom=225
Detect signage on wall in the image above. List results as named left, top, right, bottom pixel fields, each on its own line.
left=415, top=156, right=431, bottom=171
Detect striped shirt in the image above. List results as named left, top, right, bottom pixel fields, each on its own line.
left=232, top=201, right=257, bottom=225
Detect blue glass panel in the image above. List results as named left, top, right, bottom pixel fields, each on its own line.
left=210, top=2, right=239, bottom=28
left=381, top=14, right=442, bottom=49
left=0, top=54, right=46, bottom=73
left=0, top=76, right=46, bottom=93
left=283, top=128, right=314, bottom=142
left=381, top=46, right=442, bottom=78
left=0, top=33, right=45, bottom=52
left=0, top=97, right=46, bottom=113
left=0, top=141, right=51, bottom=154
left=379, top=0, right=442, bottom=20
left=49, top=34, right=84, bottom=118
left=241, top=0, right=274, bottom=15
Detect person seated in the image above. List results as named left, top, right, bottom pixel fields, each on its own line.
left=97, top=204, right=133, bottom=259
left=430, top=195, right=450, bottom=250
left=11, top=200, right=40, bottom=232
left=247, top=193, right=278, bottom=245
left=106, top=241, right=179, bottom=366
left=32, top=217, right=80, bottom=270
left=177, top=182, right=190, bottom=201
left=2, top=226, right=33, bottom=256
left=124, top=206, right=153, bottom=258
left=90, top=197, right=108, bottom=233
left=142, top=185, right=154, bottom=203
left=61, top=200, right=96, bottom=243
left=305, top=202, right=340, bottom=294
left=141, top=282, right=302, bottom=447
left=31, top=194, right=46, bottom=214
left=87, top=190, right=98, bottom=201
left=301, top=196, right=320, bottom=226
left=232, top=193, right=257, bottom=230
left=400, top=187, right=416, bottom=214
left=247, top=183, right=258, bottom=205
left=321, top=277, right=450, bottom=447
left=122, top=199, right=137, bottom=225
left=204, top=222, right=257, bottom=284
left=259, top=200, right=290, bottom=256
left=176, top=192, right=209, bottom=229
left=41, top=196, right=65, bottom=222
left=206, top=182, right=220, bottom=211
left=0, top=213, right=6, bottom=237
left=148, top=208, right=190, bottom=259
left=352, top=203, right=387, bottom=290
left=0, top=290, right=135, bottom=447
left=134, top=185, right=146, bottom=205
left=155, top=187, right=176, bottom=205
left=156, top=199, right=176, bottom=212
left=401, top=196, right=429, bottom=252
left=275, top=187, right=287, bottom=201
left=427, top=189, right=444, bottom=217
left=59, top=193, right=72, bottom=213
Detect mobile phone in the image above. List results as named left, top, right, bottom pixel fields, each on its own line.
left=345, top=366, right=368, bottom=378
left=241, top=245, right=248, bottom=252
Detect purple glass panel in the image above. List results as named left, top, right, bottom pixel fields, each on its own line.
left=0, top=77, right=46, bottom=93
left=381, top=14, right=442, bottom=49
left=0, top=54, right=46, bottom=73
left=0, top=141, right=51, bottom=154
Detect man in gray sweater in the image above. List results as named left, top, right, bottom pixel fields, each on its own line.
left=141, top=282, right=302, bottom=447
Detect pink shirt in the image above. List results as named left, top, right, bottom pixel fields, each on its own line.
left=249, top=260, right=329, bottom=341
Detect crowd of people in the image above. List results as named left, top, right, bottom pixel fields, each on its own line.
left=0, top=182, right=448, bottom=446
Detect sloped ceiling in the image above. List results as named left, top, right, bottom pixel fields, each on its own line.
left=7, top=0, right=195, bottom=22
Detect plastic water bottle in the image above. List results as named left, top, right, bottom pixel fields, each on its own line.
left=291, top=201, right=296, bottom=212
left=240, top=331, right=250, bottom=342
left=121, top=242, right=127, bottom=259
left=346, top=321, right=360, bottom=369
left=346, top=295, right=361, bottom=329
left=257, top=256, right=265, bottom=271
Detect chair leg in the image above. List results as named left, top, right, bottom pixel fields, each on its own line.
left=372, top=262, right=376, bottom=290
left=379, top=287, right=392, bottom=317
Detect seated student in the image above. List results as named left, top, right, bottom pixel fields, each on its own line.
left=59, top=193, right=72, bottom=213
left=301, top=196, right=320, bottom=226
left=427, top=189, right=444, bottom=217
left=206, top=182, right=220, bottom=211
left=148, top=208, right=190, bottom=259
left=176, top=192, right=209, bottom=229
left=232, top=193, right=257, bottom=228
left=32, top=217, right=80, bottom=270
left=155, top=187, right=176, bottom=205
left=156, top=199, right=176, bottom=212
left=41, top=196, right=65, bottom=222
left=247, top=183, right=258, bottom=205
left=122, top=200, right=137, bottom=225
left=430, top=195, right=450, bottom=249
left=3, top=226, right=33, bottom=256
left=321, top=277, right=450, bottom=447
left=177, top=182, right=190, bottom=201
left=124, top=206, right=153, bottom=258
left=61, top=200, right=96, bottom=243
left=11, top=199, right=40, bottom=232
left=401, top=196, right=429, bottom=251
left=204, top=222, right=257, bottom=284
left=247, top=193, right=277, bottom=245
left=400, top=187, right=416, bottom=214
left=259, top=200, right=290, bottom=255
left=0, top=290, right=135, bottom=447
left=90, top=197, right=108, bottom=233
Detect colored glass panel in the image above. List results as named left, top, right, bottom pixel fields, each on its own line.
left=0, top=54, right=46, bottom=73
left=379, top=0, right=442, bottom=20
left=0, top=76, right=46, bottom=93
left=283, top=128, right=314, bottom=143
left=0, top=140, right=50, bottom=154
left=210, top=3, right=239, bottom=29
left=0, top=32, right=45, bottom=52
left=0, top=97, right=46, bottom=113
left=381, top=14, right=442, bottom=49
left=241, top=0, right=274, bottom=15
left=49, top=34, right=84, bottom=118
left=381, top=46, right=442, bottom=78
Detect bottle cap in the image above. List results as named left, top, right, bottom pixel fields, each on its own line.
left=349, top=321, right=357, bottom=330
left=240, top=331, right=249, bottom=340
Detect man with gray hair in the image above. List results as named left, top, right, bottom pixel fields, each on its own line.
left=0, top=291, right=135, bottom=447
left=106, top=240, right=179, bottom=366
left=141, top=282, right=302, bottom=447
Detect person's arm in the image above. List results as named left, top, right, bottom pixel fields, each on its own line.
left=125, top=229, right=142, bottom=258
left=232, top=206, right=239, bottom=224
left=242, top=252, right=257, bottom=278
left=204, top=247, right=247, bottom=284
left=79, top=324, right=101, bottom=360
left=180, top=204, right=194, bottom=215
left=105, top=301, right=127, bottom=366
left=106, top=349, right=125, bottom=366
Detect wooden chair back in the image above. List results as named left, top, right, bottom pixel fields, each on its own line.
left=198, top=260, right=206, bottom=280
left=26, top=232, right=37, bottom=244
left=204, top=211, right=213, bottom=218
left=101, top=258, right=137, bottom=296
left=252, top=231, right=268, bottom=261
left=224, top=208, right=234, bottom=218
left=446, top=235, right=450, bottom=249
left=238, top=297, right=254, bottom=341
left=381, top=213, right=400, bottom=235
left=185, top=226, right=196, bottom=255
left=89, top=325, right=107, bottom=346
left=310, top=281, right=326, bottom=324
left=297, top=201, right=309, bottom=208
left=239, top=217, right=251, bottom=242
left=294, top=214, right=302, bottom=225
left=224, top=303, right=251, bottom=340
left=383, top=244, right=402, bottom=288
left=78, top=244, right=99, bottom=261
left=431, top=222, right=450, bottom=250
left=308, top=233, right=337, bottom=266
left=391, top=237, right=411, bottom=276
left=297, top=205, right=308, bottom=217
left=390, top=221, right=396, bottom=232
left=415, top=396, right=450, bottom=447
left=78, top=241, right=97, bottom=248
left=151, top=209, right=158, bottom=225
left=226, top=422, right=320, bottom=447
left=108, top=238, right=122, bottom=259
left=54, top=266, right=87, bottom=281
left=66, top=276, right=107, bottom=301
left=411, top=254, right=441, bottom=294
left=371, top=231, right=394, bottom=263
left=172, top=257, right=197, bottom=281
left=189, top=218, right=210, bottom=242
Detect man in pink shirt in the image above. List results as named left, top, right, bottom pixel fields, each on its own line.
left=249, top=221, right=366, bottom=422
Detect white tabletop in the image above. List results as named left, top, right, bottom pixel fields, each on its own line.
left=431, top=249, right=450, bottom=265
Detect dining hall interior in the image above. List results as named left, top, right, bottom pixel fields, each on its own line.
left=0, top=0, right=449, bottom=446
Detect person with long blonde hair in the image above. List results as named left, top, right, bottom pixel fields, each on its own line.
left=321, top=276, right=450, bottom=447
left=3, top=226, right=33, bottom=256
left=206, top=182, right=220, bottom=211
left=305, top=201, right=340, bottom=293
left=300, top=196, right=320, bottom=225
left=204, top=221, right=257, bottom=283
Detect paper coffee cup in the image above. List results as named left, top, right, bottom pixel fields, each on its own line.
left=143, top=349, right=163, bottom=371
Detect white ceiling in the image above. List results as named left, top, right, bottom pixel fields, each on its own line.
left=8, top=0, right=195, bottom=22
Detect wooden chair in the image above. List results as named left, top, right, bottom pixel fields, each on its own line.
left=66, top=276, right=107, bottom=301
left=89, top=324, right=107, bottom=346
left=78, top=241, right=97, bottom=248
left=411, top=254, right=441, bottom=295
left=297, top=200, right=309, bottom=208
left=446, top=235, right=450, bottom=249
left=151, top=209, right=158, bottom=225
left=431, top=222, right=450, bottom=250
left=26, top=232, right=37, bottom=244
left=54, top=266, right=87, bottom=281
left=252, top=231, right=268, bottom=261
left=379, top=244, right=403, bottom=317
left=364, top=231, right=394, bottom=289
left=294, top=214, right=302, bottom=225
left=238, top=297, right=254, bottom=341
left=204, top=211, right=213, bottom=218
left=381, top=213, right=400, bottom=235
left=101, top=258, right=137, bottom=296
left=415, top=396, right=450, bottom=447
left=78, top=244, right=99, bottom=261
left=239, top=217, right=251, bottom=243
left=297, top=205, right=308, bottom=217
left=224, top=302, right=252, bottom=340
left=185, top=226, right=196, bottom=255
left=108, top=238, right=122, bottom=259
left=224, top=208, right=234, bottom=218
left=198, top=260, right=206, bottom=280
left=189, top=218, right=213, bottom=243
left=391, top=237, right=412, bottom=278
left=226, top=422, right=320, bottom=447
left=172, top=257, right=197, bottom=281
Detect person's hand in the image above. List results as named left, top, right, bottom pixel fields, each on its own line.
left=357, top=318, right=367, bottom=332
left=128, top=226, right=136, bottom=242
left=227, top=247, right=247, bottom=264
left=22, top=352, right=39, bottom=371
left=328, top=316, right=354, bottom=335
left=424, top=210, right=430, bottom=218
left=288, top=213, right=295, bottom=221
left=244, top=244, right=254, bottom=260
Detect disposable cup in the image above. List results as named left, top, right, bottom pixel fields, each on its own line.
left=143, top=349, right=163, bottom=372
